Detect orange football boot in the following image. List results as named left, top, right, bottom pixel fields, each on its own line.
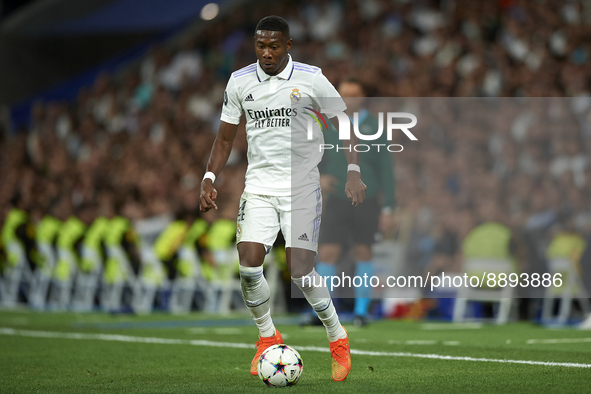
left=250, top=329, right=283, bottom=375
left=329, top=327, right=351, bottom=381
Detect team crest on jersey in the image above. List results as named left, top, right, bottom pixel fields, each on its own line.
left=290, top=88, right=301, bottom=102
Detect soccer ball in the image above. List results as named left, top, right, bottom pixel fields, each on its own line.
left=257, top=344, right=303, bottom=387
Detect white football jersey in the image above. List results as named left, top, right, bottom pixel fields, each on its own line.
left=221, top=55, right=346, bottom=196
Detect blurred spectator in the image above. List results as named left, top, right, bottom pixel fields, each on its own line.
left=1, top=0, right=591, bottom=304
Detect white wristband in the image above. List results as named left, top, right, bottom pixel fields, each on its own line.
left=347, top=164, right=360, bottom=173
left=203, top=171, right=216, bottom=183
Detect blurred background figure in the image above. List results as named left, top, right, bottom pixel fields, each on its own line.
left=316, top=77, right=396, bottom=327
left=452, top=199, right=525, bottom=324
left=542, top=215, right=590, bottom=324
left=1, top=0, right=590, bottom=322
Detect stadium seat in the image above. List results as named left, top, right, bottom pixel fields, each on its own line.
left=580, top=313, right=591, bottom=329
left=453, top=258, right=516, bottom=324
left=542, top=258, right=591, bottom=325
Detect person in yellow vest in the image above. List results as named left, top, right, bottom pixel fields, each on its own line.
left=179, top=218, right=209, bottom=280
left=29, top=212, right=62, bottom=309
left=34, top=214, right=61, bottom=272
left=1, top=207, right=31, bottom=268
left=100, top=215, right=140, bottom=311
left=578, top=229, right=591, bottom=328
left=206, top=217, right=238, bottom=275
left=72, top=211, right=109, bottom=311
left=153, top=213, right=210, bottom=312
left=546, top=218, right=586, bottom=275
left=48, top=213, right=86, bottom=309
left=202, top=216, right=239, bottom=313
left=545, top=216, right=588, bottom=308
left=0, top=237, right=5, bottom=275
left=462, top=222, right=516, bottom=263
left=460, top=200, right=526, bottom=319
left=154, top=219, right=190, bottom=281
left=462, top=201, right=523, bottom=268
left=1, top=206, right=36, bottom=307
left=154, top=215, right=210, bottom=280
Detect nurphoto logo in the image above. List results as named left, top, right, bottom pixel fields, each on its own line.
left=304, top=108, right=418, bottom=152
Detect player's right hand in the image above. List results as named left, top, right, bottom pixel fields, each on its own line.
left=345, top=171, right=367, bottom=206
left=200, top=179, right=218, bottom=212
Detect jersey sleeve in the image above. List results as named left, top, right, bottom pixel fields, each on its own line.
left=311, top=71, right=346, bottom=118
left=220, top=76, right=242, bottom=125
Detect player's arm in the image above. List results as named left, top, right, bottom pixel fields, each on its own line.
left=200, top=121, right=239, bottom=212
left=329, top=117, right=366, bottom=206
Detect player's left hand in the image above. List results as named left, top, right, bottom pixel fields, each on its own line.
left=345, top=171, right=367, bottom=206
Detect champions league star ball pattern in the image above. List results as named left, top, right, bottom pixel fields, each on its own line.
left=257, top=344, right=303, bottom=387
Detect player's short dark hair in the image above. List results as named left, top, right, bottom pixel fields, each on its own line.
left=255, top=15, right=290, bottom=38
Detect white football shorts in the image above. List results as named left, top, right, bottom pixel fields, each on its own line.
left=236, top=187, right=322, bottom=253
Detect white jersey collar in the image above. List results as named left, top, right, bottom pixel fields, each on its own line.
left=256, top=54, right=294, bottom=82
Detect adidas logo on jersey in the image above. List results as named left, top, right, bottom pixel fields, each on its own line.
left=298, top=233, right=309, bottom=241
left=245, top=94, right=254, bottom=102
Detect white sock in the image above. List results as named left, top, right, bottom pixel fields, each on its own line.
left=239, top=265, right=276, bottom=338
left=292, top=269, right=347, bottom=342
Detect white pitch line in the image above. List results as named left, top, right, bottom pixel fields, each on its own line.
left=387, top=340, right=439, bottom=345
left=0, top=327, right=252, bottom=349
left=404, top=340, right=438, bottom=345
left=387, top=340, right=459, bottom=346
left=421, top=323, right=483, bottom=330
left=527, top=338, right=591, bottom=344
left=1, top=327, right=590, bottom=369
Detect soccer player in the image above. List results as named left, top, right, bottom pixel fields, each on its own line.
left=317, top=77, right=395, bottom=327
left=199, top=16, right=366, bottom=382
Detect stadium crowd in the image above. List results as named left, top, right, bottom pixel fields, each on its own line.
left=1, top=0, right=591, bottom=313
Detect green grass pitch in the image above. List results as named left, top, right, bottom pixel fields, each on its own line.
left=0, top=309, right=590, bottom=393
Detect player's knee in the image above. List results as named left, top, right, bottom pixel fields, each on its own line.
left=355, top=244, right=372, bottom=261
left=318, top=244, right=341, bottom=263
left=287, top=248, right=315, bottom=278
left=239, top=257, right=261, bottom=269
left=238, top=242, right=265, bottom=268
